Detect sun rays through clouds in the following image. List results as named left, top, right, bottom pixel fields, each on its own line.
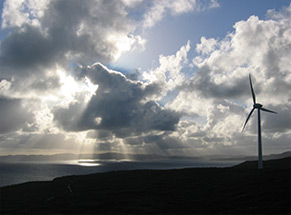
left=0, top=0, right=290, bottom=157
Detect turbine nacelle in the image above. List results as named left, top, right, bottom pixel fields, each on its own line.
left=254, top=103, right=263, bottom=109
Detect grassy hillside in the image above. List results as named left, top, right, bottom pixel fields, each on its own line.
left=1, top=157, right=290, bottom=214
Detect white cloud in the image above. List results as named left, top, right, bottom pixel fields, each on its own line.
left=142, top=0, right=218, bottom=28
left=168, top=4, right=291, bottom=155
left=196, top=37, right=218, bottom=55
left=121, top=0, right=143, bottom=8
left=142, top=41, right=191, bottom=97
left=1, top=0, right=49, bottom=28
left=209, top=0, right=220, bottom=9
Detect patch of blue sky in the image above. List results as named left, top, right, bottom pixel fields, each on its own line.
left=157, top=89, right=180, bottom=107
left=0, top=28, right=10, bottom=41
left=0, top=1, right=8, bottom=41
left=107, top=63, right=135, bottom=76
left=0, top=0, right=3, bottom=22
left=181, top=115, right=208, bottom=126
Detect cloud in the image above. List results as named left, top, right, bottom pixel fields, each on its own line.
left=54, top=63, right=181, bottom=137
left=209, top=0, right=220, bottom=9
left=0, top=0, right=145, bottom=83
left=262, top=104, right=291, bottom=133
left=0, top=0, right=149, bottom=145
left=142, top=41, right=191, bottom=98
left=0, top=132, right=81, bottom=153
left=141, top=0, right=219, bottom=28
left=142, top=0, right=196, bottom=28
left=0, top=97, right=34, bottom=134
left=180, top=7, right=291, bottom=112
left=166, top=4, right=291, bottom=155
left=1, top=0, right=49, bottom=28
left=196, top=37, right=218, bottom=55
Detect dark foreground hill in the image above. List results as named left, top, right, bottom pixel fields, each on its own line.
left=1, top=157, right=290, bottom=214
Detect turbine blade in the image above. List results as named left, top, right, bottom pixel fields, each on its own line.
left=261, top=107, right=277, bottom=114
left=242, top=108, right=255, bottom=131
left=249, top=74, right=256, bottom=104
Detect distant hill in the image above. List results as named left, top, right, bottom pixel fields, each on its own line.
left=0, top=157, right=290, bottom=214
left=233, top=157, right=291, bottom=169
left=207, top=151, right=291, bottom=161
left=231, top=151, right=291, bottom=161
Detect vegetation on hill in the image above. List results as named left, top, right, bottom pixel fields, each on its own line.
left=0, top=157, right=290, bottom=214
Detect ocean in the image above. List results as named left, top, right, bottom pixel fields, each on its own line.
left=0, top=159, right=241, bottom=187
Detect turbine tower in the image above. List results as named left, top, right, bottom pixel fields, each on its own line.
left=242, top=74, right=277, bottom=169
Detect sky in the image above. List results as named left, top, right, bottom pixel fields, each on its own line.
left=0, top=0, right=290, bottom=157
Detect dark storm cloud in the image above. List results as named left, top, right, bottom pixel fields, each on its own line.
left=154, top=135, right=185, bottom=149
left=41, top=0, right=132, bottom=63
left=86, top=130, right=113, bottom=140
left=0, top=97, right=34, bottom=134
left=0, top=25, right=53, bottom=78
left=124, top=133, right=184, bottom=149
left=0, top=0, right=135, bottom=82
left=203, top=136, right=224, bottom=143
left=54, top=63, right=181, bottom=137
left=53, top=102, right=85, bottom=131
left=263, top=104, right=291, bottom=133
left=182, top=66, right=249, bottom=99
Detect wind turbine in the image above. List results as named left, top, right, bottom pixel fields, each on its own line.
left=242, top=74, right=277, bottom=169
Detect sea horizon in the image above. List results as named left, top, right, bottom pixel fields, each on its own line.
left=0, top=159, right=241, bottom=187
left=1, top=151, right=290, bottom=187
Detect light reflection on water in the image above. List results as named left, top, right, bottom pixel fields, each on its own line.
left=77, top=159, right=101, bottom=167
left=64, top=159, right=134, bottom=166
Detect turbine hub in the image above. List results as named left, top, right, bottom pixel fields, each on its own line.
left=254, top=103, right=263, bottom=109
